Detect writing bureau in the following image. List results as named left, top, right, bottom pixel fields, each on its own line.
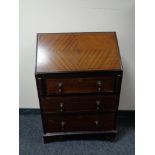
left=35, top=32, right=123, bottom=143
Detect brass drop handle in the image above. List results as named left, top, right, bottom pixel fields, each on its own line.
left=58, top=82, right=63, bottom=93
left=60, top=121, right=65, bottom=131
left=59, top=102, right=64, bottom=112
left=95, top=120, right=99, bottom=126
left=97, top=81, right=102, bottom=92
left=96, top=100, right=100, bottom=110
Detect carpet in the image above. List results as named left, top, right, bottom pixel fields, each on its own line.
left=19, top=114, right=135, bottom=155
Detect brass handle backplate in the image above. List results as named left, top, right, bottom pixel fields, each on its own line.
left=97, top=81, right=102, bottom=92
left=58, top=82, right=63, bottom=93
left=95, top=120, right=99, bottom=126
left=59, top=102, right=64, bottom=112
left=96, top=100, right=100, bottom=110
left=60, top=121, right=65, bottom=130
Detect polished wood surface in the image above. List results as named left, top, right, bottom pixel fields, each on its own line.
left=45, top=75, right=114, bottom=95
left=45, top=113, right=115, bottom=133
left=36, top=32, right=122, bottom=73
left=35, top=32, right=123, bottom=142
left=41, top=95, right=117, bottom=114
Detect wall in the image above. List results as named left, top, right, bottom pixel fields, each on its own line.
left=19, top=0, right=135, bottom=110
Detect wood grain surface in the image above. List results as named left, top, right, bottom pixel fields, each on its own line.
left=45, top=113, right=115, bottom=133
left=41, top=95, right=117, bottom=114
left=35, top=32, right=123, bottom=142
left=36, top=32, right=122, bottom=73
left=45, top=75, right=114, bottom=94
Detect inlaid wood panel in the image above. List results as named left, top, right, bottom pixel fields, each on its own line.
left=45, top=113, right=115, bottom=133
left=35, top=32, right=123, bottom=142
left=41, top=95, right=117, bottom=114
left=36, top=32, right=122, bottom=73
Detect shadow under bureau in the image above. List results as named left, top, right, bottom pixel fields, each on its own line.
left=35, top=32, right=123, bottom=143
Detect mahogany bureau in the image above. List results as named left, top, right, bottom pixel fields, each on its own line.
left=35, top=32, right=123, bottom=143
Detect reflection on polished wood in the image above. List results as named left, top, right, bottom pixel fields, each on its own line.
left=35, top=32, right=123, bottom=143
left=36, top=32, right=122, bottom=73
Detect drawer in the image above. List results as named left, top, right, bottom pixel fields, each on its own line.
left=45, top=76, right=114, bottom=95
left=41, top=95, right=117, bottom=114
left=45, top=113, right=115, bottom=133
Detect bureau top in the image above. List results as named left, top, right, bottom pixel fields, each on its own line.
left=36, top=32, right=122, bottom=74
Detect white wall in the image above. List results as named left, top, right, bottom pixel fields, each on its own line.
left=20, top=0, right=135, bottom=110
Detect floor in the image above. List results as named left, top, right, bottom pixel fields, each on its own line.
left=19, top=114, right=135, bottom=155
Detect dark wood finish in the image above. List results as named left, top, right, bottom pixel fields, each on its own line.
left=41, top=95, right=117, bottom=114
left=45, top=75, right=114, bottom=95
left=35, top=32, right=123, bottom=143
left=45, top=113, right=115, bottom=133
left=43, top=131, right=117, bottom=143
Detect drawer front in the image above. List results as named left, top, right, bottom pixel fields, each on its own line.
left=45, top=76, right=114, bottom=95
left=41, top=95, right=117, bottom=114
left=45, top=113, right=115, bottom=133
